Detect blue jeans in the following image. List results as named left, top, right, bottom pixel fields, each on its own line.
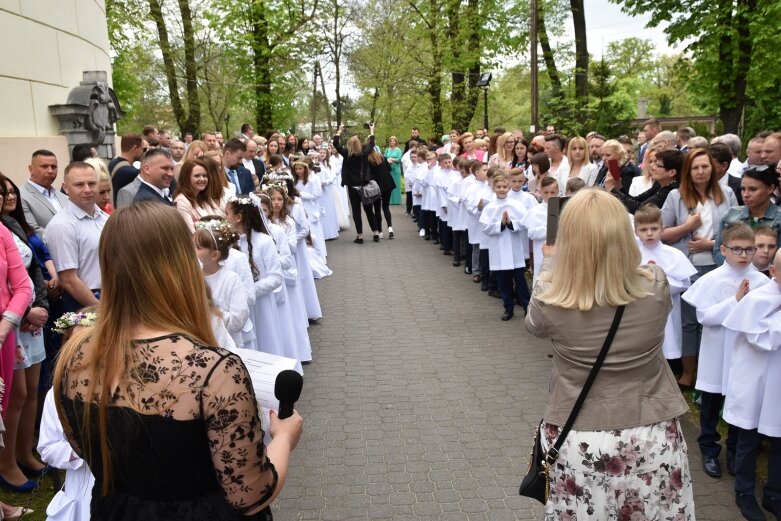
left=698, top=391, right=737, bottom=458
left=735, top=428, right=781, bottom=500
left=495, top=268, right=530, bottom=312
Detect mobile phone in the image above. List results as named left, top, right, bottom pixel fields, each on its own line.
left=607, top=159, right=620, bottom=182
left=546, top=196, right=571, bottom=245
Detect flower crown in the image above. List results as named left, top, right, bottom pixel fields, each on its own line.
left=195, top=219, right=239, bottom=245
left=265, top=171, right=294, bottom=183
left=227, top=193, right=261, bottom=208
left=261, top=181, right=288, bottom=195
left=53, top=311, right=98, bottom=334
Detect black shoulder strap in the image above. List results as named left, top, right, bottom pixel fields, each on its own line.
left=545, top=305, right=625, bottom=464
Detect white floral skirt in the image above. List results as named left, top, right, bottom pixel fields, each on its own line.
left=540, top=419, right=695, bottom=520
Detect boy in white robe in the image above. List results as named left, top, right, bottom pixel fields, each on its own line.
left=722, top=249, right=781, bottom=519
left=520, top=177, right=559, bottom=282
left=435, top=154, right=457, bottom=255
left=682, top=223, right=770, bottom=479
left=412, top=149, right=427, bottom=235
left=421, top=151, right=440, bottom=242
left=464, top=162, right=492, bottom=283
left=450, top=159, right=475, bottom=271
left=479, top=172, right=530, bottom=321
left=753, top=225, right=778, bottom=277
left=507, top=167, right=539, bottom=265
left=634, top=205, right=697, bottom=360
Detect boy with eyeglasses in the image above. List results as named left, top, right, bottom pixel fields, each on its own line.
left=682, top=223, right=770, bottom=481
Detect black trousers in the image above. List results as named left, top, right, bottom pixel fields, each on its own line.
left=374, top=190, right=393, bottom=231
left=423, top=210, right=439, bottom=239
left=348, top=187, right=378, bottom=234
left=439, top=220, right=453, bottom=251
left=406, top=191, right=413, bottom=214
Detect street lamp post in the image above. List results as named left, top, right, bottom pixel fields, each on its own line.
left=477, top=72, right=492, bottom=131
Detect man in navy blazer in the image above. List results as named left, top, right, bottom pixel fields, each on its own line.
left=133, top=148, right=175, bottom=206
left=222, top=138, right=256, bottom=196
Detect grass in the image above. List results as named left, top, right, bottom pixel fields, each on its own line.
left=1, top=470, right=60, bottom=520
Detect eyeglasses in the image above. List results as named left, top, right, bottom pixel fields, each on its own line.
left=726, top=246, right=757, bottom=255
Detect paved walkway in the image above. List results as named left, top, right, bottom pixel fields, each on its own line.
left=273, top=206, right=744, bottom=521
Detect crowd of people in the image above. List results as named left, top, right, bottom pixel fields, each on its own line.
left=0, top=121, right=392, bottom=518
left=393, top=120, right=780, bottom=520
left=0, top=116, right=778, bottom=520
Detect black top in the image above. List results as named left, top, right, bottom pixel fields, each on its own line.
left=368, top=157, right=397, bottom=193
left=333, top=135, right=375, bottom=187
left=612, top=180, right=679, bottom=214
left=60, top=334, right=276, bottom=521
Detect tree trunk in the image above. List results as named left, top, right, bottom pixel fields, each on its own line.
left=147, top=0, right=186, bottom=134
left=537, top=7, right=562, bottom=97
left=427, top=0, right=444, bottom=136
left=570, top=0, right=588, bottom=100
left=333, top=0, right=343, bottom=127
left=249, top=3, right=274, bottom=130
left=720, top=0, right=753, bottom=134
left=447, top=0, right=464, bottom=130
left=450, top=0, right=480, bottom=132
left=177, top=0, right=200, bottom=134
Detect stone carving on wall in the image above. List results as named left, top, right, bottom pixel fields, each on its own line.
left=49, top=71, right=124, bottom=161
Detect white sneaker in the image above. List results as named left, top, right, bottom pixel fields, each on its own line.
left=379, top=233, right=384, bottom=239
left=419, top=229, right=426, bottom=237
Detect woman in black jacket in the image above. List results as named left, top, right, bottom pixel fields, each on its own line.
left=367, top=149, right=397, bottom=239
left=333, top=124, right=380, bottom=243
left=605, top=148, right=683, bottom=214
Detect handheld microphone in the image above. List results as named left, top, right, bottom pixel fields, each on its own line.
left=274, top=370, right=303, bottom=419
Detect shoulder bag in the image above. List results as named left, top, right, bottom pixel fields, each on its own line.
left=519, top=305, right=625, bottom=504
left=354, top=156, right=381, bottom=205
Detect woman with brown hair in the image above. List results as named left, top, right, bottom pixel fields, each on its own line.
left=367, top=149, right=397, bottom=238
left=54, top=202, right=302, bottom=520
left=661, top=147, right=737, bottom=390
left=174, top=158, right=224, bottom=232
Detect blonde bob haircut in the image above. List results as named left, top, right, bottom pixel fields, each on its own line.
left=566, top=136, right=590, bottom=165
left=537, top=189, right=653, bottom=311
left=602, top=139, right=627, bottom=166
left=54, top=202, right=218, bottom=494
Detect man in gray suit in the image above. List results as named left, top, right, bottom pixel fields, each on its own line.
left=21, top=150, right=69, bottom=238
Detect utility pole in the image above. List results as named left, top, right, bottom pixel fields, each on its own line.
left=530, top=0, right=539, bottom=134
left=311, top=63, right=319, bottom=136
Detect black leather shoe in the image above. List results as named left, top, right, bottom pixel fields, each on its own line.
left=424, top=236, right=431, bottom=241
left=762, top=496, right=780, bottom=520
left=736, top=494, right=766, bottom=521
left=452, top=260, right=460, bottom=267
left=443, top=250, right=453, bottom=255
left=433, top=239, right=440, bottom=245
left=703, top=456, right=722, bottom=478
left=480, top=284, right=489, bottom=292
left=373, top=235, right=380, bottom=242
left=354, top=237, right=364, bottom=244
left=488, top=289, right=501, bottom=298
left=501, top=310, right=514, bottom=321
left=727, top=450, right=736, bottom=476
left=464, top=266, right=472, bottom=274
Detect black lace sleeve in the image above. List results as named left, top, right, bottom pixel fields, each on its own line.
left=200, top=352, right=278, bottom=513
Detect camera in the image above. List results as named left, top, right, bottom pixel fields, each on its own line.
left=363, top=122, right=373, bottom=129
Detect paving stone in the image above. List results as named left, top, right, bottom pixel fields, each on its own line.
left=272, top=207, right=745, bottom=521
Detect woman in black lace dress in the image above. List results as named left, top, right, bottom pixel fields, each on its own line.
left=53, top=202, right=303, bottom=520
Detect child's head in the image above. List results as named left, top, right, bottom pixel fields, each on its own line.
left=426, top=152, right=438, bottom=167
left=451, top=156, right=461, bottom=170
left=565, top=177, right=585, bottom=196
left=753, top=226, right=778, bottom=271
left=471, top=161, right=488, bottom=180
left=258, top=193, right=273, bottom=219
left=265, top=184, right=289, bottom=221
left=486, top=166, right=501, bottom=180
left=634, top=204, right=663, bottom=247
left=293, top=161, right=309, bottom=183
left=529, top=152, right=550, bottom=176
left=540, top=176, right=559, bottom=202
left=720, top=223, right=756, bottom=269
left=438, top=153, right=453, bottom=169
left=461, top=159, right=473, bottom=176
left=492, top=173, right=510, bottom=198
left=417, top=149, right=428, bottom=162
left=509, top=168, right=526, bottom=191
left=770, top=249, right=781, bottom=287
left=194, top=218, right=239, bottom=262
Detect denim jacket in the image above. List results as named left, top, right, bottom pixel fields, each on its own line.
left=713, top=203, right=781, bottom=265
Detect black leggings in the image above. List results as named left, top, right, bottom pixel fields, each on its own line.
left=348, top=187, right=378, bottom=234
left=373, top=191, right=393, bottom=231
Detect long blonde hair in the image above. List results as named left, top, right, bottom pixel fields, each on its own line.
left=346, top=135, right=363, bottom=157
left=53, top=202, right=218, bottom=495
left=537, top=189, right=653, bottom=311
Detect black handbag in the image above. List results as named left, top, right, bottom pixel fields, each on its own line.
left=354, top=156, right=381, bottom=205
left=519, top=305, right=625, bottom=504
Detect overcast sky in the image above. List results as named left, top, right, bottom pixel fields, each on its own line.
left=575, top=0, right=680, bottom=57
